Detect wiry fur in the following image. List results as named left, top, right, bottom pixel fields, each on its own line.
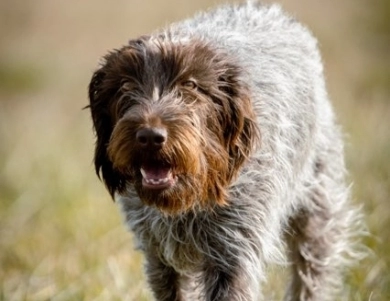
left=88, top=2, right=365, bottom=300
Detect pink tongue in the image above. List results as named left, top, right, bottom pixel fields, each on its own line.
left=142, top=166, right=170, bottom=180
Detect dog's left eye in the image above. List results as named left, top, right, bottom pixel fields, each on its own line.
left=181, top=80, right=197, bottom=90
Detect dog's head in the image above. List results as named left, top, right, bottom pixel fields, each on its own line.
left=88, top=37, right=259, bottom=214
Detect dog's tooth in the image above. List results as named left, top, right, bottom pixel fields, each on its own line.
left=140, top=168, right=147, bottom=179
left=142, top=170, right=171, bottom=186
left=146, top=178, right=169, bottom=185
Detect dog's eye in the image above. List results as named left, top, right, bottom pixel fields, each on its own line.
left=182, top=80, right=197, bottom=90
left=121, top=81, right=133, bottom=91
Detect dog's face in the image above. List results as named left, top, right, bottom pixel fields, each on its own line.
left=88, top=37, right=258, bottom=214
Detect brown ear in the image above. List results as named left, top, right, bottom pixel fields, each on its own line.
left=88, top=68, right=126, bottom=198
left=230, top=93, right=259, bottom=175
left=218, top=69, right=260, bottom=181
left=88, top=39, right=153, bottom=197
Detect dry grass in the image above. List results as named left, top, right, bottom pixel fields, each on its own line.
left=0, top=0, right=389, bottom=300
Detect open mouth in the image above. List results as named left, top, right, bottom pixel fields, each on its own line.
left=140, top=163, right=177, bottom=190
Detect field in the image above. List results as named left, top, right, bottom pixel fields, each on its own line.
left=0, top=0, right=389, bottom=300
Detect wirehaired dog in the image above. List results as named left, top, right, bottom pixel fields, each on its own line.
left=88, top=2, right=364, bottom=300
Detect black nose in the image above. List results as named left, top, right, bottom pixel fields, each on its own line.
left=136, top=127, right=167, bottom=149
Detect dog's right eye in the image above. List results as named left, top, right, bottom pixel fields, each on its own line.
left=121, top=81, right=133, bottom=91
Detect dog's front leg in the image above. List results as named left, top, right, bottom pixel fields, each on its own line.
left=202, top=256, right=260, bottom=301
left=144, top=253, right=182, bottom=301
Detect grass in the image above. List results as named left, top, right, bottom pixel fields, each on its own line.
left=0, top=0, right=389, bottom=300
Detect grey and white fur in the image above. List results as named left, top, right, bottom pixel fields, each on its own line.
left=91, top=2, right=365, bottom=300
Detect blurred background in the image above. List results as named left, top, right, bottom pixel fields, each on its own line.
left=0, top=0, right=389, bottom=300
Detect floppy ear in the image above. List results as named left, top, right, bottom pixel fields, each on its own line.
left=218, top=68, right=260, bottom=181
left=88, top=68, right=126, bottom=198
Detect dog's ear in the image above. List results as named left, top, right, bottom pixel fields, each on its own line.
left=88, top=67, right=126, bottom=198
left=88, top=40, right=151, bottom=198
left=218, top=67, right=260, bottom=181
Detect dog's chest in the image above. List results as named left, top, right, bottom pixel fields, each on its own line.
left=158, top=233, right=204, bottom=273
left=131, top=210, right=208, bottom=272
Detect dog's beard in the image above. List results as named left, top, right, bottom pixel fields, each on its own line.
left=107, top=118, right=210, bottom=214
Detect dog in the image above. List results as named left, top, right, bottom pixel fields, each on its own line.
left=87, top=2, right=364, bottom=300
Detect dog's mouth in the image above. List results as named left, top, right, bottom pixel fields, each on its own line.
left=140, top=162, right=177, bottom=190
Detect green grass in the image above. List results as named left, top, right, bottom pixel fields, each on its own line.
left=0, top=62, right=45, bottom=95
left=0, top=0, right=389, bottom=300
